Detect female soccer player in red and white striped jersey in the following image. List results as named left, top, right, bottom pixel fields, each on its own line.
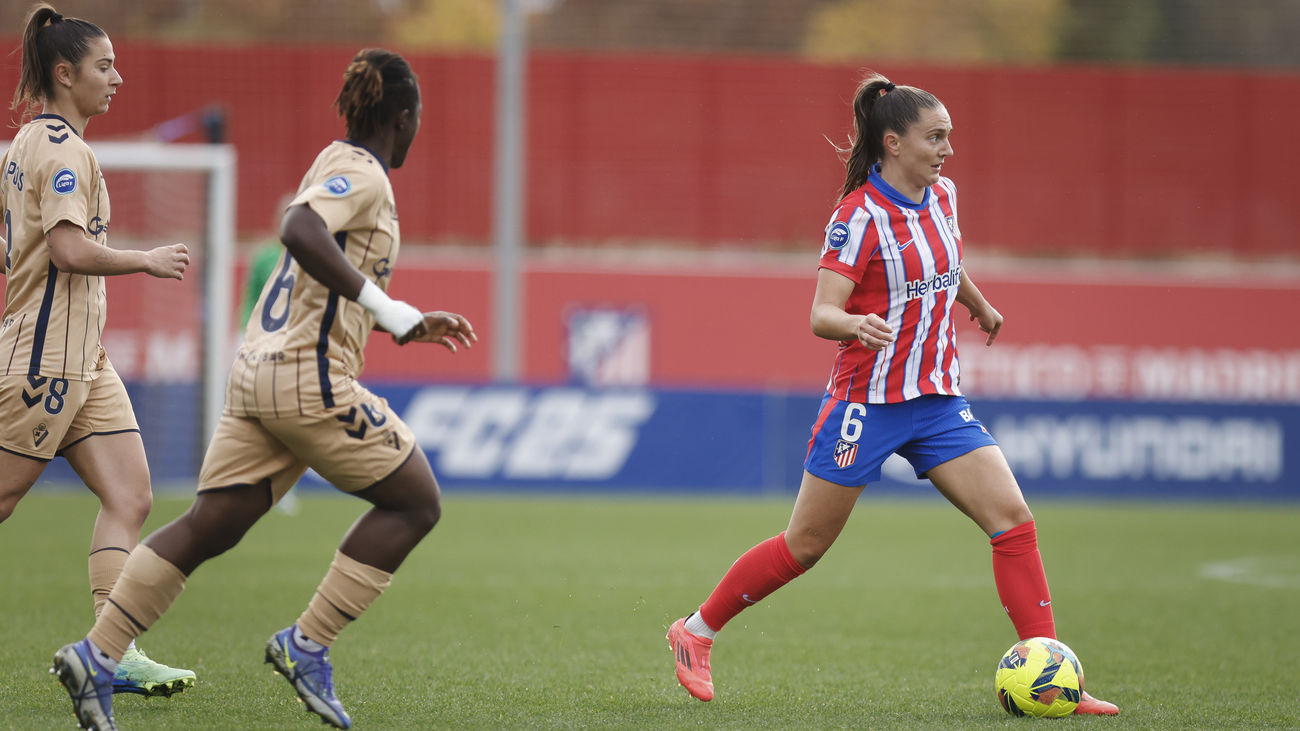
left=666, top=74, right=1118, bottom=716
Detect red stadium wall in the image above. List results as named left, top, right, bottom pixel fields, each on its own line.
left=2, top=41, right=1298, bottom=257
left=1, top=254, right=1294, bottom=400
left=231, top=257, right=1298, bottom=403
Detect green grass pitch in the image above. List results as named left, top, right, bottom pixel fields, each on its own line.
left=2, top=489, right=1298, bottom=729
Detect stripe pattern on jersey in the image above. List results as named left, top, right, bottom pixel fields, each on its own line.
left=316, top=231, right=348, bottom=409
left=29, top=263, right=59, bottom=374
left=0, top=115, right=110, bottom=381
left=224, top=140, right=399, bottom=419
left=819, top=172, right=963, bottom=404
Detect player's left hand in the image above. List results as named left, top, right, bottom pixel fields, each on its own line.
left=394, top=311, right=477, bottom=352
left=968, top=303, right=1003, bottom=346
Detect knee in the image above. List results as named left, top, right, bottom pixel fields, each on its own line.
left=128, top=489, right=154, bottom=525
left=0, top=476, right=40, bottom=523
left=174, top=507, right=243, bottom=562
left=184, top=498, right=259, bottom=556
left=1003, top=501, right=1034, bottom=528
left=409, top=493, right=441, bottom=535
left=99, top=484, right=154, bottom=528
left=784, top=530, right=831, bottom=569
left=987, top=502, right=1034, bottom=537
left=384, top=476, right=442, bottom=535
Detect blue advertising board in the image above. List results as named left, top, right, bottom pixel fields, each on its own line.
left=374, top=384, right=1299, bottom=500
left=34, top=383, right=1299, bottom=501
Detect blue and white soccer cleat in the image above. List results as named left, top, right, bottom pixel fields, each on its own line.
left=52, top=639, right=117, bottom=731
left=264, top=625, right=352, bottom=729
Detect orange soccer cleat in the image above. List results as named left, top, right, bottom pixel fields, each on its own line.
left=1073, top=689, right=1120, bottom=715
left=666, top=617, right=714, bottom=702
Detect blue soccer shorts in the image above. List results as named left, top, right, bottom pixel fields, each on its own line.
left=803, top=393, right=998, bottom=487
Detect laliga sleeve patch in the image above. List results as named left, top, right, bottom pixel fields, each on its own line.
left=52, top=168, right=77, bottom=195
left=323, top=175, right=352, bottom=196
left=827, top=221, right=851, bottom=250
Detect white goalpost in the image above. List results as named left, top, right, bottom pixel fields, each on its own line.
left=0, top=139, right=236, bottom=482
left=90, top=142, right=237, bottom=460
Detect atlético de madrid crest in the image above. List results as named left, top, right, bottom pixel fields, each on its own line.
left=834, top=439, right=858, bottom=469
left=945, top=214, right=960, bottom=238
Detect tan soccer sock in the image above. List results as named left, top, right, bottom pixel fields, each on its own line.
left=88, top=544, right=187, bottom=661
left=296, top=551, right=393, bottom=647
left=88, top=546, right=130, bottom=619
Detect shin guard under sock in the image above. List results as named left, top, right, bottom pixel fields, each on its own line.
left=296, top=550, right=393, bottom=647
left=990, top=520, right=1056, bottom=640
left=88, top=546, right=130, bottom=619
left=698, top=532, right=806, bottom=632
left=88, top=544, right=187, bottom=661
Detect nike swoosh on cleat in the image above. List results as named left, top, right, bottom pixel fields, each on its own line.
left=741, top=593, right=757, bottom=604
left=1039, top=600, right=1052, bottom=607
left=281, top=638, right=297, bottom=674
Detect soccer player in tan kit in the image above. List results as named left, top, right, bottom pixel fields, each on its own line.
left=53, top=48, right=475, bottom=731
left=0, top=3, right=194, bottom=700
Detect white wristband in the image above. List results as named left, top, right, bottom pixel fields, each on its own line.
left=357, top=279, right=423, bottom=338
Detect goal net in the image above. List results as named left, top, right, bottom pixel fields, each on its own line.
left=4, top=142, right=236, bottom=487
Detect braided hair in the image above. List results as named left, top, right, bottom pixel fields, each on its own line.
left=334, top=49, right=419, bottom=141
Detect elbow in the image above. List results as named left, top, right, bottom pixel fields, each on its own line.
left=810, top=324, right=838, bottom=341
left=806, top=304, right=837, bottom=340
left=48, top=247, right=79, bottom=273
left=809, top=314, right=824, bottom=338
left=278, top=231, right=302, bottom=258
left=809, top=310, right=835, bottom=341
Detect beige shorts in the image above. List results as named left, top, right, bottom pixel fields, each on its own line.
left=0, top=359, right=139, bottom=461
left=198, top=386, right=416, bottom=501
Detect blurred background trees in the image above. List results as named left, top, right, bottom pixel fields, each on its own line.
left=4, top=0, right=1298, bottom=67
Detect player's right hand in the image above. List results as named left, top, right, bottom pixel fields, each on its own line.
left=377, top=299, right=425, bottom=342
left=395, top=311, right=477, bottom=351
left=145, top=243, right=190, bottom=280
left=854, top=312, right=895, bottom=351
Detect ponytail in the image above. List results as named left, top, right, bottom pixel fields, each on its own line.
left=11, top=3, right=107, bottom=116
left=334, top=49, right=419, bottom=140
left=836, top=73, right=943, bottom=201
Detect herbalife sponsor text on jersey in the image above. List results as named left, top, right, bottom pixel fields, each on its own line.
left=904, top=265, right=961, bottom=301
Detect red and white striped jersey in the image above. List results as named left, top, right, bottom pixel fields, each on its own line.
left=818, top=165, right=964, bottom=404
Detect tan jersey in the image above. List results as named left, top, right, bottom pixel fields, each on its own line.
left=0, top=114, right=109, bottom=380
left=229, top=140, right=400, bottom=417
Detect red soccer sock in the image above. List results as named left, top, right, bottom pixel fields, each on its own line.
left=698, top=532, right=807, bottom=631
left=990, top=520, right=1057, bottom=640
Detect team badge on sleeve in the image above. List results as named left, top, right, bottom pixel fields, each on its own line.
left=52, top=168, right=77, bottom=195
left=833, top=439, right=858, bottom=468
left=323, top=175, right=352, bottom=196
left=827, top=222, right=851, bottom=250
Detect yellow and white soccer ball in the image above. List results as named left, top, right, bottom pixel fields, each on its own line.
left=994, top=637, right=1083, bottom=717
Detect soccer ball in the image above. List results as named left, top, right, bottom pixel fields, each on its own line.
left=994, top=637, right=1084, bottom=717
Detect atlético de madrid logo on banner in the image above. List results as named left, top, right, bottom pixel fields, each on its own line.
left=834, top=439, right=858, bottom=468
